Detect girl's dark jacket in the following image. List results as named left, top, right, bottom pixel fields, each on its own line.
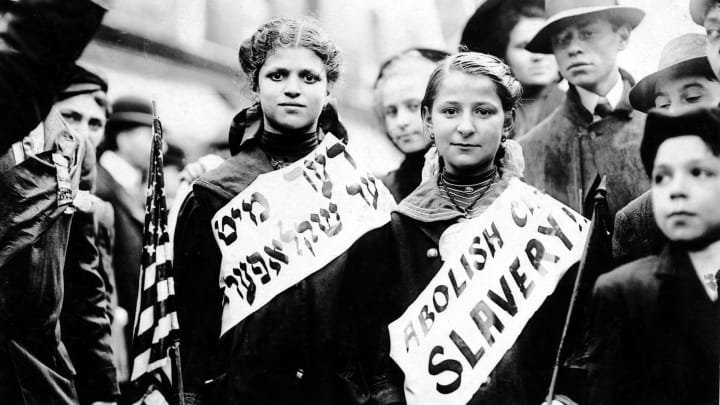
left=341, top=167, right=582, bottom=404
left=174, top=105, right=374, bottom=405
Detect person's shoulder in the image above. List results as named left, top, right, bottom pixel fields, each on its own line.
left=596, top=254, right=660, bottom=292
left=518, top=106, right=564, bottom=148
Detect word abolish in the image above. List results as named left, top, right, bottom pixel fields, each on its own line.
left=211, top=134, right=395, bottom=336
left=388, top=179, right=589, bottom=405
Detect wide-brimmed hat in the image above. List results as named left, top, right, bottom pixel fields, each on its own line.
left=107, top=96, right=153, bottom=128
left=641, top=107, right=720, bottom=176
left=629, top=34, right=713, bottom=112
left=526, top=0, right=645, bottom=54
left=690, top=0, right=716, bottom=25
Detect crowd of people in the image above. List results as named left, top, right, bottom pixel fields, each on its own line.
left=5, top=0, right=720, bottom=404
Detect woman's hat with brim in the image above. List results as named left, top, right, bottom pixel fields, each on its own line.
left=641, top=107, right=720, bottom=177
left=526, top=0, right=645, bottom=54
left=690, top=0, right=715, bottom=25
left=107, top=96, right=154, bottom=128
left=629, top=34, right=713, bottom=112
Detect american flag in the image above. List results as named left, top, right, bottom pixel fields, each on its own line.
left=130, top=104, right=182, bottom=403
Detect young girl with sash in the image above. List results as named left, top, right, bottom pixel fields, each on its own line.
left=341, top=53, right=584, bottom=404
left=173, top=17, right=394, bottom=405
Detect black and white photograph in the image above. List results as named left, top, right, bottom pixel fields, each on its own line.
left=2, top=0, right=720, bottom=404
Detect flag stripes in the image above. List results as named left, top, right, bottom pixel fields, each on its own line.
left=130, top=110, right=181, bottom=388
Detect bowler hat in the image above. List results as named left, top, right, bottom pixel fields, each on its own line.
left=641, top=107, right=720, bottom=176
left=690, top=0, right=716, bottom=25
left=107, top=96, right=153, bottom=128
left=526, top=0, right=645, bottom=54
left=629, top=34, right=714, bottom=112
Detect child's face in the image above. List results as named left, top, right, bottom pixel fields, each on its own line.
left=652, top=135, right=720, bottom=244
left=380, top=72, right=431, bottom=154
left=424, top=72, right=506, bottom=177
left=257, top=47, right=329, bottom=134
left=551, top=17, right=628, bottom=94
left=505, top=16, right=559, bottom=87
left=653, top=74, right=720, bottom=114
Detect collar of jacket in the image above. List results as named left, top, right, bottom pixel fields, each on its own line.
left=564, top=68, right=637, bottom=127
left=192, top=142, right=273, bottom=214
left=395, top=169, right=513, bottom=223
left=655, top=243, right=695, bottom=279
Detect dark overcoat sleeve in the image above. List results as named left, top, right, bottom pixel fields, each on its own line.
left=62, top=208, right=120, bottom=404
left=174, top=192, right=226, bottom=405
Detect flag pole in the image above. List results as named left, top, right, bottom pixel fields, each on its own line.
left=151, top=101, right=185, bottom=405
left=546, top=177, right=608, bottom=403
left=170, top=341, right=185, bottom=405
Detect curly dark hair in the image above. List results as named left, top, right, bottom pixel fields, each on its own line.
left=238, top=17, right=342, bottom=92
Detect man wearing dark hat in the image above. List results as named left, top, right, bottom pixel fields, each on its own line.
left=519, top=0, right=649, bottom=218
left=96, top=96, right=155, bottom=387
left=612, top=33, right=720, bottom=266
left=585, top=107, right=720, bottom=404
left=691, top=0, right=720, bottom=80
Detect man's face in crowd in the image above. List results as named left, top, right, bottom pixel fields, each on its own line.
left=117, top=125, right=153, bottom=172
left=704, top=6, right=720, bottom=80
left=55, top=92, right=107, bottom=147
left=654, top=74, right=720, bottom=114
left=652, top=135, right=720, bottom=246
left=551, top=16, right=629, bottom=94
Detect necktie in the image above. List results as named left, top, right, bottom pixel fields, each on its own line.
left=594, top=97, right=612, bottom=118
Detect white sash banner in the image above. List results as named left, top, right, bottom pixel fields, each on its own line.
left=212, top=134, right=395, bottom=336
left=388, top=178, right=590, bottom=405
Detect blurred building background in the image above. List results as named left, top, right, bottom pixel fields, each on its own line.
left=79, top=0, right=699, bottom=175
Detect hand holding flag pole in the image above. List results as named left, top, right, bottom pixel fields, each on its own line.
left=130, top=101, right=184, bottom=405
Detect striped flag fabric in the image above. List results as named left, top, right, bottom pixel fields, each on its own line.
left=130, top=104, right=182, bottom=404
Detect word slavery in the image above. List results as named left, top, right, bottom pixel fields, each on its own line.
left=388, top=179, right=588, bottom=404
left=211, top=134, right=394, bottom=335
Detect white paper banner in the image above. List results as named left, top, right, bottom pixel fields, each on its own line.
left=211, top=134, right=395, bottom=336
left=388, top=178, right=590, bottom=405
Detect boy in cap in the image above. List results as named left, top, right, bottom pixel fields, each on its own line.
left=519, top=0, right=649, bottom=218
left=613, top=33, right=720, bottom=266
left=586, top=107, right=720, bottom=404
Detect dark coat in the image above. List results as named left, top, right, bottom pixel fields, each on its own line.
left=519, top=70, right=649, bottom=218
left=380, top=150, right=425, bottom=202
left=586, top=244, right=719, bottom=404
left=95, top=162, right=144, bottom=374
left=612, top=190, right=666, bottom=267
left=62, top=208, right=119, bottom=404
left=346, top=172, right=580, bottom=404
left=513, top=82, right=565, bottom=140
left=174, top=130, right=371, bottom=405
